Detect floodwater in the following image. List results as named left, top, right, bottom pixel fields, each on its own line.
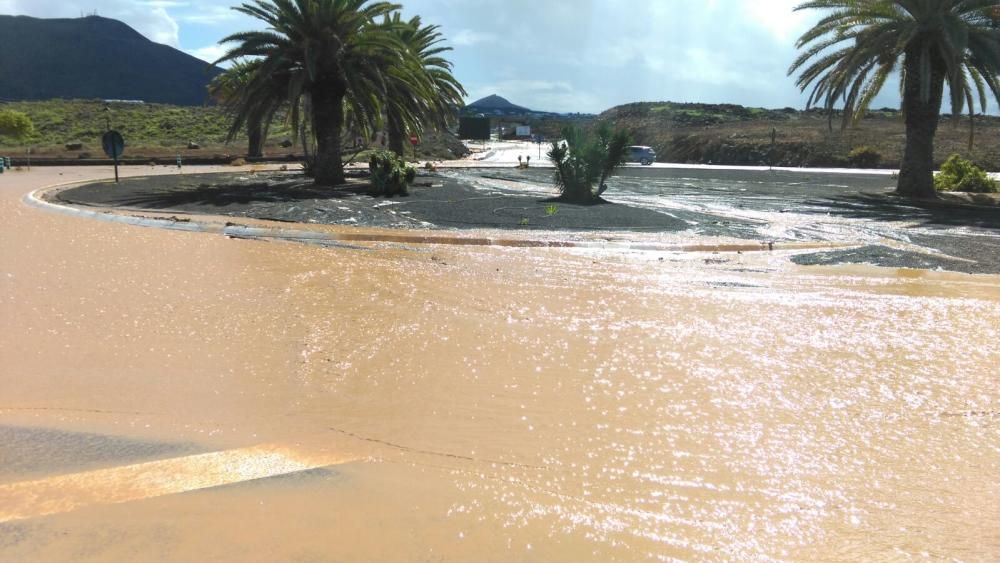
left=449, top=166, right=980, bottom=244
left=1, top=166, right=999, bottom=561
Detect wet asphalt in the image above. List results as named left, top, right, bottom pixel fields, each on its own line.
left=0, top=425, right=200, bottom=480
left=55, top=167, right=1000, bottom=274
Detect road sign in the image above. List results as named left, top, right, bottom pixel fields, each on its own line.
left=102, top=130, right=125, bottom=183
left=102, top=130, right=125, bottom=159
left=409, top=134, right=419, bottom=146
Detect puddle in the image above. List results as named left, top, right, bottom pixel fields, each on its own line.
left=1, top=167, right=998, bottom=560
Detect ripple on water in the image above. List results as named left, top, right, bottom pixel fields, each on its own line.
left=281, top=243, right=999, bottom=559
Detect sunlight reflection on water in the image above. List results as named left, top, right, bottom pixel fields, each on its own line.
left=3, top=168, right=998, bottom=560
left=287, top=244, right=1000, bottom=559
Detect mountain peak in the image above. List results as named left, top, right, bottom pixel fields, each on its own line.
left=0, top=15, right=221, bottom=105
left=467, top=94, right=531, bottom=112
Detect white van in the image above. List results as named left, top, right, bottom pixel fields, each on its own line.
left=626, top=146, right=656, bottom=165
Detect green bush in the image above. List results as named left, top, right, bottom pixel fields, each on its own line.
left=847, top=145, right=882, bottom=168
left=0, top=110, right=35, bottom=141
left=369, top=150, right=416, bottom=196
left=0, top=100, right=295, bottom=151
left=935, top=154, right=999, bottom=193
left=547, top=123, right=630, bottom=203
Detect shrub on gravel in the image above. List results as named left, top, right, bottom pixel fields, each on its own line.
left=847, top=146, right=882, bottom=168
left=369, top=150, right=416, bottom=196
left=547, top=123, right=630, bottom=204
left=935, top=154, right=999, bottom=193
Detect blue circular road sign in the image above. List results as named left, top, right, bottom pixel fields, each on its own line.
left=102, top=130, right=125, bottom=159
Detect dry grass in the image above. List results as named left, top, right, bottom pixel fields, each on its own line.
left=606, top=105, right=1000, bottom=170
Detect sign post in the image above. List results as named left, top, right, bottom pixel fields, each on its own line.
left=769, top=127, right=777, bottom=169
left=409, top=133, right=419, bottom=160
left=101, top=130, right=125, bottom=183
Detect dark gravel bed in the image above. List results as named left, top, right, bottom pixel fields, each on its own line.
left=56, top=170, right=691, bottom=232
left=791, top=245, right=992, bottom=274
left=56, top=168, right=1000, bottom=274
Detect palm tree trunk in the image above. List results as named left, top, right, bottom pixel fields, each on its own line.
left=247, top=122, right=264, bottom=158
left=897, top=49, right=945, bottom=199
left=311, top=83, right=346, bottom=186
left=387, top=110, right=406, bottom=157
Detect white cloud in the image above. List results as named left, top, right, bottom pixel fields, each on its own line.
left=0, top=0, right=180, bottom=46
left=739, top=0, right=813, bottom=42
left=187, top=44, right=229, bottom=65
left=450, top=29, right=497, bottom=47
left=409, top=0, right=858, bottom=112
left=143, top=0, right=189, bottom=8
left=176, top=5, right=238, bottom=25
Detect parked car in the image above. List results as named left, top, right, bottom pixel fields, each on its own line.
left=626, top=145, right=656, bottom=165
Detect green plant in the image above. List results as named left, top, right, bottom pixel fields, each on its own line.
left=376, top=14, right=466, bottom=157
left=209, top=59, right=274, bottom=158
left=0, top=110, right=35, bottom=141
left=519, top=217, right=529, bottom=226
left=789, top=1, right=1000, bottom=199
left=935, top=154, right=999, bottom=193
left=847, top=146, right=882, bottom=168
left=547, top=123, right=630, bottom=204
left=544, top=204, right=559, bottom=216
left=369, top=150, right=416, bottom=196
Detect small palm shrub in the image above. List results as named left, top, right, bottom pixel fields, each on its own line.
left=547, top=123, right=629, bottom=204
left=847, top=146, right=881, bottom=168
left=934, top=154, right=999, bottom=194
left=369, top=150, right=416, bottom=196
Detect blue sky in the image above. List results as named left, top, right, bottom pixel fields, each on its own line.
left=0, top=0, right=911, bottom=113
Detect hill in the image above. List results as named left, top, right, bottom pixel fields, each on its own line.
left=0, top=99, right=469, bottom=162
left=0, top=15, right=222, bottom=106
left=464, top=94, right=542, bottom=116
left=596, top=101, right=1000, bottom=170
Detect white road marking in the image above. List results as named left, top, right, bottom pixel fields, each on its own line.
left=0, top=445, right=356, bottom=523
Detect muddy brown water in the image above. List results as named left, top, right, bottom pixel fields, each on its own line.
left=1, top=167, right=999, bottom=560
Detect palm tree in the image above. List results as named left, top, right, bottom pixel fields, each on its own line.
left=379, top=14, right=466, bottom=156
left=547, top=124, right=630, bottom=204
left=217, top=0, right=403, bottom=185
left=789, top=0, right=1000, bottom=199
left=209, top=59, right=274, bottom=158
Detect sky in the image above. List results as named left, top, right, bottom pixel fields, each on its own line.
left=0, top=0, right=911, bottom=114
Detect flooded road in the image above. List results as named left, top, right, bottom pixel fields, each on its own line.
left=2, top=167, right=999, bottom=560
left=446, top=166, right=1000, bottom=273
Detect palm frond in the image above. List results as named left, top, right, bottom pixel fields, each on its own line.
left=791, top=0, right=1000, bottom=148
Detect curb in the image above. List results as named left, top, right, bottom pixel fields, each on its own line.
left=24, top=177, right=853, bottom=255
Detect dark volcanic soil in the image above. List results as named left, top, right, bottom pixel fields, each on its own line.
left=55, top=170, right=689, bottom=232
left=56, top=168, right=1000, bottom=274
